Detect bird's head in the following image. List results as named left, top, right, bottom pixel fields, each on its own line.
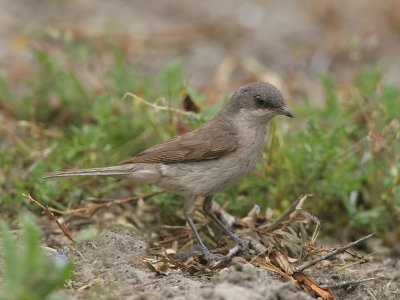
left=226, top=81, right=293, bottom=122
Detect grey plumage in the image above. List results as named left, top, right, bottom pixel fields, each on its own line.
left=43, top=81, right=293, bottom=262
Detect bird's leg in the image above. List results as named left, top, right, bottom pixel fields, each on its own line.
left=184, top=196, right=222, bottom=261
left=203, top=195, right=250, bottom=258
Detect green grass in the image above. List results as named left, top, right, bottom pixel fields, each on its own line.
left=0, top=47, right=399, bottom=243
left=0, top=214, right=73, bottom=300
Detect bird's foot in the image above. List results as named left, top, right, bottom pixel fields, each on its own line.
left=202, top=250, right=225, bottom=262
left=232, top=236, right=251, bottom=259
left=208, top=243, right=248, bottom=269
left=209, top=254, right=232, bottom=269
left=200, top=247, right=231, bottom=268
left=199, top=238, right=251, bottom=269
left=202, top=244, right=250, bottom=269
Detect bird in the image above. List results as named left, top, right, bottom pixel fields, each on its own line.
left=44, top=81, right=293, bottom=262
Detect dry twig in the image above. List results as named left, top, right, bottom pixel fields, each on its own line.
left=23, top=193, right=76, bottom=243
left=322, top=277, right=381, bottom=289
left=262, top=194, right=312, bottom=232
left=295, top=233, right=374, bottom=272
left=60, top=191, right=164, bottom=214
left=123, top=93, right=198, bottom=117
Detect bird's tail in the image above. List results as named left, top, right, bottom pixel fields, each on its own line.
left=43, top=165, right=132, bottom=178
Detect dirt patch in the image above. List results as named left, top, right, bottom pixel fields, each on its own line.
left=64, top=229, right=313, bottom=299
left=67, top=228, right=208, bottom=299
left=62, top=228, right=399, bottom=299
left=312, top=258, right=400, bottom=300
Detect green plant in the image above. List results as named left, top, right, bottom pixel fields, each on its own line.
left=0, top=215, right=73, bottom=300
left=0, top=45, right=398, bottom=241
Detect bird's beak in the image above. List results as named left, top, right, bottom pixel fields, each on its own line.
left=278, top=106, right=294, bottom=118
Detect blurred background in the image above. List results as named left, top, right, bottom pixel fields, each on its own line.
left=1, top=0, right=399, bottom=249
left=2, top=0, right=400, bottom=98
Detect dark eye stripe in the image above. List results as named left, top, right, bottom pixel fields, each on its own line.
left=254, top=95, right=267, bottom=107
left=254, top=94, right=281, bottom=109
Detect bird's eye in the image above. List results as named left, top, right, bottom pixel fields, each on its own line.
left=254, top=95, right=266, bottom=107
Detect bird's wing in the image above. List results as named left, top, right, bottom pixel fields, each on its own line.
left=120, top=120, right=238, bottom=164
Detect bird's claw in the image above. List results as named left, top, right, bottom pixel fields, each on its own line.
left=233, top=237, right=251, bottom=259
left=203, top=251, right=225, bottom=261
left=200, top=237, right=251, bottom=269
left=209, top=255, right=232, bottom=269
left=201, top=249, right=232, bottom=268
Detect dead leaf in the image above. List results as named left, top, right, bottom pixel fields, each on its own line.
left=182, top=94, right=200, bottom=113
left=144, top=256, right=174, bottom=275
left=271, top=250, right=294, bottom=275
left=293, top=272, right=334, bottom=300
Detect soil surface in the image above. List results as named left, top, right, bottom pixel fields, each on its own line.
left=56, top=228, right=399, bottom=300
left=65, top=229, right=315, bottom=300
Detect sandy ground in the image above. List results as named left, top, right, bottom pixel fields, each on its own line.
left=60, top=229, right=399, bottom=300
left=65, top=229, right=314, bottom=300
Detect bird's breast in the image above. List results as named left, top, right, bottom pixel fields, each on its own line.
left=234, top=128, right=266, bottom=175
